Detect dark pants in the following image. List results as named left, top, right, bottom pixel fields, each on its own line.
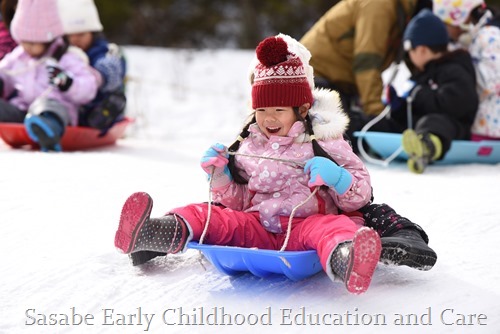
left=314, top=77, right=366, bottom=150
left=414, top=114, right=471, bottom=158
left=0, top=99, right=25, bottom=123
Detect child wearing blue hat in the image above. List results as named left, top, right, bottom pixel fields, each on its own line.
left=383, top=9, right=479, bottom=173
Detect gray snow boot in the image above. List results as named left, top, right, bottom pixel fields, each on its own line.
left=329, top=227, right=381, bottom=294
left=114, top=192, right=192, bottom=266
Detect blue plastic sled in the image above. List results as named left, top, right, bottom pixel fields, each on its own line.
left=354, top=131, right=500, bottom=164
left=187, top=242, right=322, bottom=281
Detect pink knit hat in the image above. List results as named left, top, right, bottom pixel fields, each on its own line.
left=11, top=0, right=64, bottom=43
left=251, top=36, right=314, bottom=109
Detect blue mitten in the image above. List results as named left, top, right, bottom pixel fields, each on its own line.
left=200, top=143, right=232, bottom=188
left=304, top=157, right=353, bottom=195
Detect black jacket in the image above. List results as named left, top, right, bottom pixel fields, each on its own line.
left=409, top=49, right=479, bottom=129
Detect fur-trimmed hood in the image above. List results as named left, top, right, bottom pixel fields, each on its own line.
left=305, top=87, right=349, bottom=141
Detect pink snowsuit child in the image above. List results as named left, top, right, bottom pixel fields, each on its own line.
left=114, top=34, right=382, bottom=295
left=0, top=0, right=99, bottom=151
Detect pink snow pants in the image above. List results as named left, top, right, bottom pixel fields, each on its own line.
left=170, top=203, right=362, bottom=273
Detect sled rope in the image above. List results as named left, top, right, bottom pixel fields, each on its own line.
left=195, top=171, right=216, bottom=271
left=356, top=62, right=402, bottom=166
left=357, top=85, right=421, bottom=167
left=200, top=156, right=318, bottom=253
left=199, top=170, right=214, bottom=245
left=280, top=187, right=318, bottom=251
left=227, top=151, right=306, bottom=167
left=356, top=105, right=402, bottom=167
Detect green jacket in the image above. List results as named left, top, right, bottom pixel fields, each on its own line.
left=300, top=0, right=417, bottom=115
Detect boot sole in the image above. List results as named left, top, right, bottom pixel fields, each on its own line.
left=345, top=227, right=381, bottom=294
left=381, top=239, right=437, bottom=271
left=114, top=192, right=153, bottom=254
left=129, top=250, right=167, bottom=266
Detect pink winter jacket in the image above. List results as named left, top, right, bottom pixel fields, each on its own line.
left=212, top=88, right=372, bottom=233
left=0, top=37, right=99, bottom=125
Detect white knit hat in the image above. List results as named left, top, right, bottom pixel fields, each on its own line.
left=276, top=33, right=315, bottom=90
left=57, top=0, right=103, bottom=34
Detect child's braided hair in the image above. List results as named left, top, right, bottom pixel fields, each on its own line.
left=227, top=107, right=340, bottom=184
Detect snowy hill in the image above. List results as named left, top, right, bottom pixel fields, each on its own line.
left=1, top=46, right=499, bottom=334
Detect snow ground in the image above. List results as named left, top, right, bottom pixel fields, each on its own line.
left=1, top=46, right=499, bottom=334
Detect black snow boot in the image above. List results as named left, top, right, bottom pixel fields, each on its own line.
left=359, top=203, right=437, bottom=270
left=380, top=228, right=437, bottom=270
left=114, top=192, right=192, bottom=266
left=329, top=227, right=381, bottom=294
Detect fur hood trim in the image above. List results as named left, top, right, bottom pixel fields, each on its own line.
left=302, top=88, right=349, bottom=141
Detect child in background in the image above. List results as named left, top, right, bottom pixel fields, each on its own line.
left=0, top=0, right=99, bottom=151
left=115, top=34, right=383, bottom=295
left=57, top=0, right=127, bottom=132
left=433, top=0, right=500, bottom=141
left=383, top=9, right=479, bottom=173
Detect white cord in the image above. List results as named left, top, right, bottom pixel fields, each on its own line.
left=357, top=65, right=423, bottom=167
left=279, top=187, right=318, bottom=252
left=356, top=105, right=403, bottom=167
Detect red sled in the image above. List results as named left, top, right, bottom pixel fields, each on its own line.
left=0, top=117, right=133, bottom=151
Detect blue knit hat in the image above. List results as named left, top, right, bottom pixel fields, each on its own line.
left=403, top=9, right=449, bottom=51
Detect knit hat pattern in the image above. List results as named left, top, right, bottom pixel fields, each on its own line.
left=251, top=36, right=314, bottom=109
left=433, top=0, right=485, bottom=26
left=57, top=0, right=103, bottom=34
left=11, top=0, right=64, bottom=43
left=403, top=9, right=449, bottom=50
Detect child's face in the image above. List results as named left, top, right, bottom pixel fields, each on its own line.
left=67, top=32, right=93, bottom=51
left=255, top=104, right=309, bottom=138
left=408, top=46, right=432, bottom=72
left=20, top=42, right=47, bottom=58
